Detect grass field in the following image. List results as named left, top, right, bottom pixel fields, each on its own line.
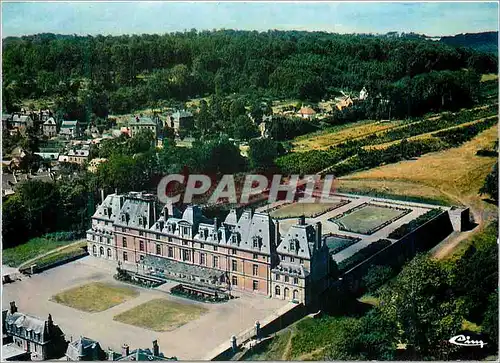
left=331, top=204, right=408, bottom=234
left=18, top=241, right=87, bottom=270
left=113, top=298, right=207, bottom=332
left=324, top=234, right=359, bottom=255
left=3, top=237, right=82, bottom=267
left=269, top=202, right=341, bottom=219
left=51, top=282, right=139, bottom=312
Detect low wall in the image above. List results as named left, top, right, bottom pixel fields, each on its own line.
left=20, top=251, right=88, bottom=275
left=208, top=302, right=306, bottom=361
left=339, top=210, right=454, bottom=294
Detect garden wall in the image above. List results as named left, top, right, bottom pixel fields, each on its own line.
left=338, top=210, right=454, bottom=294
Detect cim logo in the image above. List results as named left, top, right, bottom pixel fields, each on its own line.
left=449, top=335, right=487, bottom=348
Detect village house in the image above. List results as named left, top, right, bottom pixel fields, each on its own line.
left=58, top=149, right=90, bottom=165
left=336, top=95, right=354, bottom=111
left=11, top=114, right=34, bottom=132
left=65, top=337, right=106, bottom=361
left=359, top=86, right=369, bottom=100
left=42, top=117, right=58, bottom=138
left=59, top=120, right=80, bottom=139
left=169, top=110, right=194, bottom=133
left=87, top=192, right=331, bottom=305
left=297, top=106, right=317, bottom=120
left=87, top=158, right=107, bottom=173
left=3, top=302, right=67, bottom=361
left=2, top=113, right=12, bottom=130
left=129, top=116, right=158, bottom=138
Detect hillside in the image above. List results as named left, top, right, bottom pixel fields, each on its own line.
left=440, top=31, right=499, bottom=54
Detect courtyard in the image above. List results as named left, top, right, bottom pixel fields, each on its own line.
left=2, top=256, right=286, bottom=360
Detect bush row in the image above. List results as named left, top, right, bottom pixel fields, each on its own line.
left=337, top=239, right=392, bottom=273
left=387, top=209, right=442, bottom=239
left=433, top=116, right=498, bottom=147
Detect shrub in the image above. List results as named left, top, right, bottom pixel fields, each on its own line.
left=387, top=209, right=442, bottom=239
left=362, top=265, right=394, bottom=294
left=338, top=239, right=392, bottom=273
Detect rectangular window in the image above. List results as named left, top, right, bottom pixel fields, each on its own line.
left=200, top=253, right=206, bottom=265
left=275, top=274, right=280, bottom=281
left=213, top=256, right=219, bottom=268
left=253, top=264, right=258, bottom=276
left=253, top=280, right=259, bottom=291
left=300, top=259, right=303, bottom=264
left=139, top=231, right=144, bottom=236
left=122, top=227, right=126, bottom=232
left=168, top=236, right=172, bottom=242
left=156, top=234, right=161, bottom=240
left=232, top=249, right=237, bottom=255
left=232, top=260, right=238, bottom=272
left=232, top=276, right=238, bottom=286
left=294, top=277, right=299, bottom=285
left=280, top=255, right=285, bottom=261
left=122, top=237, right=127, bottom=248
left=182, top=240, right=188, bottom=246
left=168, top=247, right=173, bottom=258
left=285, top=276, right=289, bottom=283
left=213, top=245, right=218, bottom=251
left=182, top=250, right=190, bottom=261
left=156, top=244, right=161, bottom=255
left=253, top=253, right=258, bottom=259
left=200, top=243, right=204, bottom=249
left=99, top=236, right=102, bottom=243
left=290, top=256, right=295, bottom=262
left=123, top=252, right=128, bottom=261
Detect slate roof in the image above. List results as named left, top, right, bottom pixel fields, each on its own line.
left=117, top=348, right=173, bottom=361
left=172, top=110, right=193, bottom=119
left=12, top=115, right=33, bottom=123
left=115, top=192, right=156, bottom=229
left=61, top=120, right=78, bottom=128
left=129, top=116, right=157, bottom=126
left=65, top=336, right=105, bottom=361
left=91, top=193, right=125, bottom=226
left=272, top=262, right=310, bottom=278
left=276, top=223, right=316, bottom=259
left=4, top=312, right=63, bottom=345
left=43, top=117, right=56, bottom=126
left=67, top=149, right=90, bottom=157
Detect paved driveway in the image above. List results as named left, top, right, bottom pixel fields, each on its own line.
left=2, top=256, right=286, bottom=360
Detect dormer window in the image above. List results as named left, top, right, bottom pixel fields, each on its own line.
left=121, top=214, right=126, bottom=222
left=290, top=242, right=295, bottom=251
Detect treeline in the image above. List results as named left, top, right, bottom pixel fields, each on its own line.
left=3, top=30, right=497, bottom=118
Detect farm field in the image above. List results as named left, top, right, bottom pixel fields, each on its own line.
left=113, top=298, right=207, bottom=332
left=51, top=282, right=139, bottom=312
left=330, top=204, right=408, bottom=235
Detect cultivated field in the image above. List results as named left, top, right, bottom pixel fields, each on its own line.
left=330, top=204, right=408, bottom=235
left=113, top=298, right=208, bottom=332
left=51, top=282, right=139, bottom=312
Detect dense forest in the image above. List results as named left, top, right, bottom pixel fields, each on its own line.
left=440, top=31, right=498, bottom=54
left=2, top=30, right=497, bottom=120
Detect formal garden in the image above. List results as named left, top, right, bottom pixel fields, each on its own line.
left=329, top=203, right=411, bottom=235
left=323, top=234, right=360, bottom=255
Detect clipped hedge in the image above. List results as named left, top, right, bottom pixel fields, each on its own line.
left=338, top=239, right=392, bottom=273
left=387, top=208, right=442, bottom=239
left=433, top=116, right=498, bottom=147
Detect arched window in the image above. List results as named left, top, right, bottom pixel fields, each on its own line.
left=92, top=245, right=97, bottom=256
left=284, top=287, right=289, bottom=299
left=293, top=290, right=298, bottom=300
left=99, top=247, right=104, bottom=256
left=107, top=248, right=112, bottom=258
left=275, top=286, right=281, bottom=296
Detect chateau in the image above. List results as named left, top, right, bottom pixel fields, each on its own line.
left=87, top=192, right=330, bottom=305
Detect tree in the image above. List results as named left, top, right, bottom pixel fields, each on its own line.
left=232, top=115, right=259, bottom=141
left=248, top=138, right=284, bottom=170
left=362, top=265, right=394, bottom=295
left=482, top=292, right=498, bottom=348
left=379, top=254, right=465, bottom=359
left=479, top=162, right=498, bottom=201
left=195, top=99, right=213, bottom=135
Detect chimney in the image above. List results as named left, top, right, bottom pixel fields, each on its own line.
left=107, top=348, right=114, bottom=361
left=298, top=215, right=305, bottom=226
left=47, top=314, right=53, bottom=326
left=315, top=222, right=322, bottom=250
left=122, top=344, right=130, bottom=357
left=275, top=220, right=280, bottom=246
left=101, top=189, right=105, bottom=204
left=9, top=301, right=17, bottom=314
left=213, top=217, right=218, bottom=230
left=152, top=340, right=159, bottom=356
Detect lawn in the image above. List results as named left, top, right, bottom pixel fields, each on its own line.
left=20, top=242, right=87, bottom=271
left=324, top=234, right=359, bottom=255
left=113, top=298, right=207, bottom=332
left=269, top=202, right=342, bottom=219
left=3, top=237, right=82, bottom=267
left=331, top=204, right=409, bottom=234
left=51, top=282, right=139, bottom=312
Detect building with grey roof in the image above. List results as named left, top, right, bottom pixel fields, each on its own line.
left=3, top=302, right=67, bottom=360
left=168, top=110, right=193, bottom=133
left=59, top=120, right=80, bottom=139
left=42, top=117, right=57, bottom=137
left=65, top=336, right=106, bottom=361
left=87, top=192, right=330, bottom=304
left=129, top=116, right=158, bottom=138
